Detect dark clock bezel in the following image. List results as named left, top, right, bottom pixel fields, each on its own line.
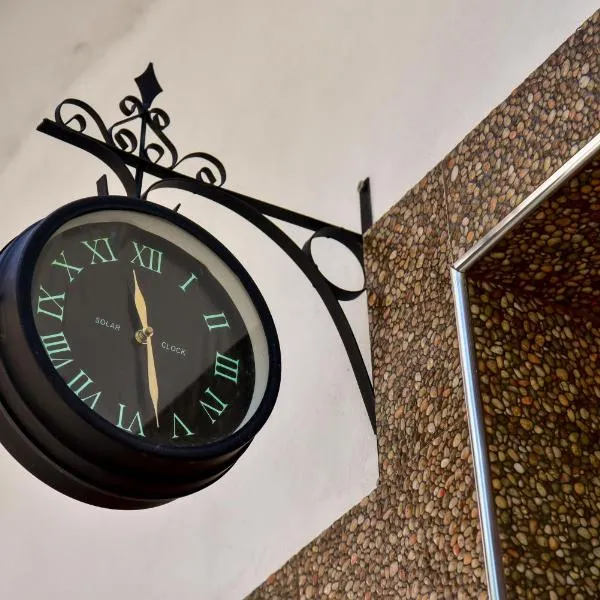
left=15, top=195, right=281, bottom=461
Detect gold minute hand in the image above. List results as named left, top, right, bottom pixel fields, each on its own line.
left=133, top=269, right=148, bottom=329
left=133, top=270, right=160, bottom=427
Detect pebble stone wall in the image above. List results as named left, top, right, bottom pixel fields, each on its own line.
left=469, top=280, right=600, bottom=599
left=468, top=156, right=600, bottom=321
left=247, top=10, right=599, bottom=599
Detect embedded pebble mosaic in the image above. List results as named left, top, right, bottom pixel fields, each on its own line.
left=469, top=156, right=600, bottom=320
left=469, top=280, right=600, bottom=599
left=248, top=10, right=599, bottom=599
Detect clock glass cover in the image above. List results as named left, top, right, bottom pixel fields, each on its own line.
left=30, top=209, right=271, bottom=448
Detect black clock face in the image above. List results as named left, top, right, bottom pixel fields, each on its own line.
left=30, top=209, right=271, bottom=448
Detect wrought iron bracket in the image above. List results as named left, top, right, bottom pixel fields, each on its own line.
left=36, top=63, right=376, bottom=432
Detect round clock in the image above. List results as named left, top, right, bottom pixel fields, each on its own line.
left=0, top=196, right=281, bottom=509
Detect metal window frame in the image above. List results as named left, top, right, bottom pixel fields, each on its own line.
left=451, top=131, right=600, bottom=600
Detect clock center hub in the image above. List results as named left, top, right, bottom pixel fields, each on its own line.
left=135, top=326, right=154, bottom=345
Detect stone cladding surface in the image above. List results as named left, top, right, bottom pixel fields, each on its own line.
left=469, top=278, right=600, bottom=599
left=248, top=10, right=599, bottom=600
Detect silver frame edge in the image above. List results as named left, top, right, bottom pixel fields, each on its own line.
left=454, top=131, right=600, bottom=272
left=451, top=268, right=506, bottom=600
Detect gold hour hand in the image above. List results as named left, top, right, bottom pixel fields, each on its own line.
left=133, top=270, right=160, bottom=427
left=145, top=337, right=159, bottom=427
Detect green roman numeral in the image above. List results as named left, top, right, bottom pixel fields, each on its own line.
left=214, top=352, right=240, bottom=383
left=200, top=387, right=228, bottom=424
left=131, top=242, right=163, bottom=273
left=51, top=251, right=83, bottom=283
left=67, top=369, right=101, bottom=410
left=37, top=286, right=66, bottom=321
left=116, top=404, right=145, bottom=437
left=81, top=238, right=118, bottom=264
left=179, top=273, right=198, bottom=292
left=40, top=331, right=73, bottom=370
left=203, top=312, right=229, bottom=331
left=172, top=413, right=194, bottom=439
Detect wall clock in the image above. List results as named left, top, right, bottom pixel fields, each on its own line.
left=0, top=196, right=281, bottom=509
left=0, top=62, right=374, bottom=510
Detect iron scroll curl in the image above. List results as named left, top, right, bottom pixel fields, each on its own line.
left=302, top=226, right=365, bottom=302
left=52, top=63, right=227, bottom=188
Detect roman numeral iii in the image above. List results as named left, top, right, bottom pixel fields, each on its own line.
left=214, top=352, right=240, bottom=383
left=131, top=242, right=163, bottom=273
left=81, top=238, right=118, bottom=264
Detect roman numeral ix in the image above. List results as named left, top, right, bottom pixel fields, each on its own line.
left=37, top=285, right=66, bottom=321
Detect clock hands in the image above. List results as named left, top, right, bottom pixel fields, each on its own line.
left=132, top=269, right=160, bottom=427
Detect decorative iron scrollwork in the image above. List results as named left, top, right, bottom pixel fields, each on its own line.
left=53, top=63, right=226, bottom=188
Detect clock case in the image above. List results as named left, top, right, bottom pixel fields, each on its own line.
left=0, top=196, right=281, bottom=509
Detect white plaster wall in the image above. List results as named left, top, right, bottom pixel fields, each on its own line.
left=0, top=2, right=596, bottom=599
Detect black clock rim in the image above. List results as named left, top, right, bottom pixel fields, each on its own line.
left=15, top=195, right=281, bottom=460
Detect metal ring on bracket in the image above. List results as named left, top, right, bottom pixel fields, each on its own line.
left=302, top=226, right=365, bottom=301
